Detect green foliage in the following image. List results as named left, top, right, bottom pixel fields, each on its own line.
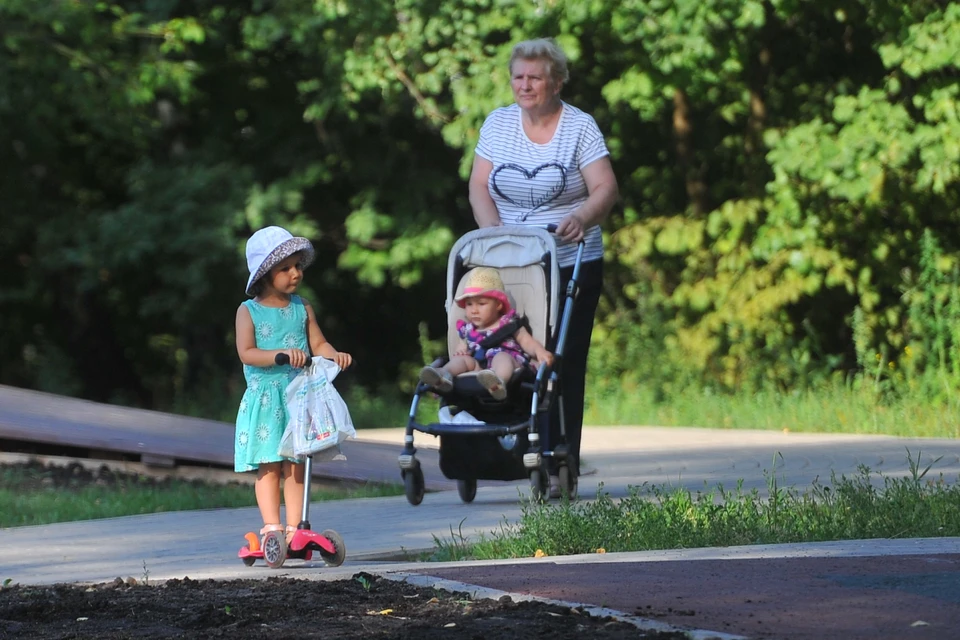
left=431, top=452, right=960, bottom=560
left=3, top=0, right=960, bottom=421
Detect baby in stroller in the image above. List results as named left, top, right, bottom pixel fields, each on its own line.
left=419, top=267, right=553, bottom=400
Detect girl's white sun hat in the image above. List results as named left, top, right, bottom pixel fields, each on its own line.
left=245, top=226, right=315, bottom=296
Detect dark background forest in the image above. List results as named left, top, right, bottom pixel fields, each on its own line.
left=2, top=1, right=958, bottom=425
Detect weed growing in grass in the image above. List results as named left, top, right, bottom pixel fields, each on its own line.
left=431, top=452, right=960, bottom=560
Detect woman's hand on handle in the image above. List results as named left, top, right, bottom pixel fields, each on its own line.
left=555, top=213, right=585, bottom=244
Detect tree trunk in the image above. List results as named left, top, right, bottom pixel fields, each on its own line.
left=672, top=88, right=709, bottom=215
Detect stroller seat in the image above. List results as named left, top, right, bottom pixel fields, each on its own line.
left=400, top=226, right=582, bottom=506
left=442, top=240, right=551, bottom=409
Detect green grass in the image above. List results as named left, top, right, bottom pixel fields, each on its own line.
left=427, top=452, right=960, bottom=561
left=583, top=378, right=960, bottom=439
left=0, top=466, right=403, bottom=528
left=347, top=369, right=960, bottom=439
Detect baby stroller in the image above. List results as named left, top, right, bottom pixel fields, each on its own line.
left=398, top=225, right=584, bottom=505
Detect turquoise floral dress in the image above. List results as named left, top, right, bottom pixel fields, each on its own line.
left=234, top=295, right=308, bottom=472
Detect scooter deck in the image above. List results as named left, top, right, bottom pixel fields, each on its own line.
left=238, top=529, right=337, bottom=562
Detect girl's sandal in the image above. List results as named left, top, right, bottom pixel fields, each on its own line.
left=285, top=525, right=298, bottom=545
left=419, top=366, right=454, bottom=393
left=477, top=370, right=507, bottom=401
left=259, top=523, right=285, bottom=546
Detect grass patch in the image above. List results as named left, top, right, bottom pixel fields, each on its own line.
left=427, top=451, right=960, bottom=561
left=0, top=463, right=403, bottom=528
left=584, top=378, right=960, bottom=439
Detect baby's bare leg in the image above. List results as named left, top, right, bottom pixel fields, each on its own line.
left=489, top=352, right=516, bottom=382
left=444, top=355, right=481, bottom=376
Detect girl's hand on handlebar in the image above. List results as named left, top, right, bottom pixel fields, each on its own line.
left=331, top=351, right=353, bottom=370
left=535, top=349, right=555, bottom=368
left=282, top=349, right=310, bottom=368
left=555, top=213, right=585, bottom=243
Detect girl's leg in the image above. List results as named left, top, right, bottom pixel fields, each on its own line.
left=420, top=356, right=479, bottom=391
left=255, top=463, right=283, bottom=527
left=477, top=352, right=513, bottom=400
left=282, top=461, right=305, bottom=537
left=444, top=355, right=481, bottom=375
left=488, top=352, right=516, bottom=383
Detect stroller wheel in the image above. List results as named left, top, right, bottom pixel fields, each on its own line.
left=457, top=479, right=477, bottom=503
left=529, top=468, right=549, bottom=503
left=262, top=530, right=287, bottom=569
left=320, top=529, right=347, bottom=567
left=558, top=464, right=579, bottom=501
left=404, top=467, right=425, bottom=506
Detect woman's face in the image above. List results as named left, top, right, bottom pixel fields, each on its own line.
left=510, top=58, right=560, bottom=113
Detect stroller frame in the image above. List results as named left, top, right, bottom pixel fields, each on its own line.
left=398, top=225, right=585, bottom=504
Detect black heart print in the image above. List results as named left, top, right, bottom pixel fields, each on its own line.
left=491, top=162, right=567, bottom=220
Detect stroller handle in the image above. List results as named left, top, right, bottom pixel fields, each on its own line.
left=541, top=223, right=587, bottom=247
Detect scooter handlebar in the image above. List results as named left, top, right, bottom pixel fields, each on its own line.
left=275, top=352, right=354, bottom=370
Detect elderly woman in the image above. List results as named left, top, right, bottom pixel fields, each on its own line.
left=468, top=38, right=619, bottom=495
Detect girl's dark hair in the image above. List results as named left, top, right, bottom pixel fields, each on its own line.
left=248, top=278, right=266, bottom=297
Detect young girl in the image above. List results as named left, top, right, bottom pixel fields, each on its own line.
left=234, top=226, right=352, bottom=544
left=419, top=267, right=553, bottom=400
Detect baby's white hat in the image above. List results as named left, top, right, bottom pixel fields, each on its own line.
left=245, top=226, right=315, bottom=296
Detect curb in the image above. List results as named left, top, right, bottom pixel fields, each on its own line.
left=385, top=571, right=747, bottom=640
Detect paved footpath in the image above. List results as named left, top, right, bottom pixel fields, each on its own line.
left=2, top=425, right=960, bottom=639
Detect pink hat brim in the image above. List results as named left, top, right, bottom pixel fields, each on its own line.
left=455, top=287, right=512, bottom=314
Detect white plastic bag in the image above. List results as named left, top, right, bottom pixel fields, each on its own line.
left=438, top=406, right=517, bottom=450
left=438, top=406, right=484, bottom=425
left=278, top=357, right=356, bottom=461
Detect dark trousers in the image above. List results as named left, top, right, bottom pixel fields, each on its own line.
left=542, top=258, right=603, bottom=476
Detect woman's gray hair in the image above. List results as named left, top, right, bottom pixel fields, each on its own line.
left=509, top=38, right=570, bottom=86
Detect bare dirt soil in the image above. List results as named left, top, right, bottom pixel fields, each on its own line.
left=0, top=573, right=688, bottom=639
left=0, top=461, right=686, bottom=639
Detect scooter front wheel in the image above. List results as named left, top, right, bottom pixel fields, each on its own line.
left=262, top=530, right=287, bottom=569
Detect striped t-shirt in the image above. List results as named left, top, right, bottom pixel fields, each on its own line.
left=475, top=101, right=610, bottom=266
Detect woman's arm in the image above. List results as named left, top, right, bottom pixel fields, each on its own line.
left=555, top=156, right=619, bottom=243
left=235, top=305, right=308, bottom=367
left=305, top=301, right=353, bottom=369
left=468, top=156, right=502, bottom=227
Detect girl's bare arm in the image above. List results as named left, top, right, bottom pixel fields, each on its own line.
left=235, top=305, right=308, bottom=367
left=305, top=301, right=353, bottom=369
left=515, top=327, right=554, bottom=366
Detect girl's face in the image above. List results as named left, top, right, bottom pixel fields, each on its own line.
left=266, top=253, right=304, bottom=295
left=464, top=295, right=504, bottom=330
left=510, top=58, right=561, bottom=113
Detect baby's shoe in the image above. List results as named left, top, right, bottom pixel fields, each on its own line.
left=477, top=369, right=507, bottom=401
left=420, top=366, right=454, bottom=393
